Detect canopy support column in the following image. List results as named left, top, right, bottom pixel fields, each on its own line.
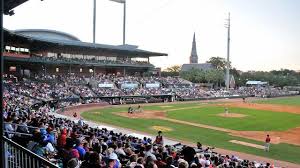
left=69, top=65, right=72, bottom=74
left=123, top=68, right=126, bottom=76
left=93, top=67, right=96, bottom=77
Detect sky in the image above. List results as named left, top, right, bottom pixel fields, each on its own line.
left=4, top=0, right=300, bottom=71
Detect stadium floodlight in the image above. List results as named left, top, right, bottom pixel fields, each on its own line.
left=110, top=0, right=126, bottom=45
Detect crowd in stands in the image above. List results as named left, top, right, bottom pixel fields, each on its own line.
left=230, top=87, right=298, bottom=98
left=3, top=76, right=279, bottom=168
left=4, top=73, right=298, bottom=103
left=29, top=55, right=151, bottom=66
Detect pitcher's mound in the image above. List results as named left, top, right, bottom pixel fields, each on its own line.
left=217, top=113, right=247, bottom=118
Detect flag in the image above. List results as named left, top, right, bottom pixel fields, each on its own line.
left=110, top=0, right=125, bottom=3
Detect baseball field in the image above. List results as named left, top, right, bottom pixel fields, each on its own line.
left=80, top=96, right=300, bottom=164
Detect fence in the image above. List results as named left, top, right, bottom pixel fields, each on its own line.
left=3, top=136, right=58, bottom=168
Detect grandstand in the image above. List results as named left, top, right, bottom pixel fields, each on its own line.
left=3, top=28, right=167, bottom=77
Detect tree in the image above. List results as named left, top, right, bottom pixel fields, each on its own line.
left=162, top=65, right=181, bottom=77
left=236, top=69, right=300, bottom=87
left=165, top=65, right=181, bottom=73
left=206, top=57, right=231, bottom=70
left=180, top=68, right=205, bottom=83
left=205, top=69, right=224, bottom=87
left=180, top=68, right=224, bottom=86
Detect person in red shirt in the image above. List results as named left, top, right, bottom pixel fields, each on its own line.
left=154, top=131, right=164, bottom=146
left=57, top=128, right=68, bottom=148
left=265, top=134, right=271, bottom=151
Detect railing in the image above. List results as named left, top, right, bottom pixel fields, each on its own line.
left=3, top=136, right=58, bottom=168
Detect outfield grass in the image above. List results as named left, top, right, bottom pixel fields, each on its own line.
left=81, top=104, right=300, bottom=164
left=167, top=106, right=300, bottom=131
left=254, top=96, right=300, bottom=106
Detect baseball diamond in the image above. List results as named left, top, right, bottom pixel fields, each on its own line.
left=80, top=97, right=300, bottom=165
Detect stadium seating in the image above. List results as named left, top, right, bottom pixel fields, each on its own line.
left=3, top=73, right=297, bottom=167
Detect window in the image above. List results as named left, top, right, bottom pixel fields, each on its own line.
left=80, top=68, right=83, bottom=72
left=89, top=69, right=93, bottom=73
left=56, top=68, right=59, bottom=72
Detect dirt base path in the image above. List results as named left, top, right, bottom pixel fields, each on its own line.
left=216, top=113, right=248, bottom=118
left=57, top=103, right=109, bottom=119
left=113, top=110, right=166, bottom=119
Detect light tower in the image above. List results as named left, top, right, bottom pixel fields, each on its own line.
left=93, top=0, right=126, bottom=45
left=110, top=0, right=126, bottom=45
left=93, top=0, right=96, bottom=43
left=225, top=13, right=231, bottom=91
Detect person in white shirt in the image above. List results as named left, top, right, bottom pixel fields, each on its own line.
left=144, top=144, right=157, bottom=161
left=198, top=154, right=206, bottom=167
left=115, top=142, right=126, bottom=156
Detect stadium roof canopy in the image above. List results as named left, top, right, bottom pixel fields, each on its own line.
left=15, top=29, right=82, bottom=41
left=4, top=29, right=168, bottom=58
left=4, top=0, right=28, bottom=14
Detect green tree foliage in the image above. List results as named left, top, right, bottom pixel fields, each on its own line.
left=180, top=68, right=224, bottom=86
left=234, top=69, right=300, bottom=87
left=206, top=57, right=231, bottom=70
left=180, top=67, right=300, bottom=88
left=161, top=65, right=181, bottom=77
left=166, top=65, right=181, bottom=73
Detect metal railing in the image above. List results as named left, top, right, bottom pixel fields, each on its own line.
left=3, top=136, right=58, bottom=168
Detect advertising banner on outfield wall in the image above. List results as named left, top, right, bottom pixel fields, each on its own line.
left=121, top=83, right=139, bottom=89
left=98, top=83, right=114, bottom=88
left=145, top=83, right=160, bottom=88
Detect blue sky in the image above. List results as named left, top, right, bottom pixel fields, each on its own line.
left=4, top=0, right=300, bottom=71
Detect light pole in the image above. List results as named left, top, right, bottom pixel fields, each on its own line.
left=123, top=0, right=126, bottom=45
left=225, top=13, right=231, bottom=91
left=93, top=0, right=96, bottom=43
left=110, top=0, right=126, bottom=45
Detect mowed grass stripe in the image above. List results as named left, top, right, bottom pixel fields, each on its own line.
left=81, top=107, right=300, bottom=164
left=167, top=106, right=300, bottom=131
left=254, top=96, right=300, bottom=106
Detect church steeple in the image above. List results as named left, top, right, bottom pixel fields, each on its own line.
left=190, top=32, right=198, bottom=63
